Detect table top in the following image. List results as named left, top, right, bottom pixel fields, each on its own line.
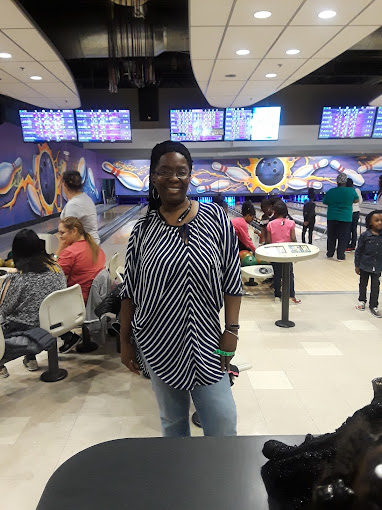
left=241, top=264, right=274, bottom=278
left=37, top=435, right=303, bottom=510
left=256, top=243, right=320, bottom=263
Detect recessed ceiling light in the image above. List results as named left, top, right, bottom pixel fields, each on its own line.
left=0, top=52, right=12, bottom=59
left=286, top=49, right=300, bottom=55
left=236, top=49, right=250, bottom=56
left=225, top=73, right=237, bottom=78
left=254, top=11, right=272, bottom=19
left=30, top=75, right=42, bottom=80
left=318, top=10, right=337, bottom=19
left=266, top=73, right=277, bottom=78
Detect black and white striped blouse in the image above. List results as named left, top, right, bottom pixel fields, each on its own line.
left=121, top=202, right=242, bottom=390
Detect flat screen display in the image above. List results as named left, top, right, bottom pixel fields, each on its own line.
left=19, top=109, right=77, bottom=142
left=75, top=109, right=132, bottom=142
left=225, top=106, right=281, bottom=141
left=372, top=107, right=382, bottom=138
left=318, top=106, right=376, bottom=139
left=170, top=109, right=225, bottom=142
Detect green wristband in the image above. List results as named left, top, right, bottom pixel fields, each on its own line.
left=214, top=349, right=235, bottom=357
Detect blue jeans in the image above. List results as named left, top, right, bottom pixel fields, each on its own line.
left=145, top=360, right=237, bottom=437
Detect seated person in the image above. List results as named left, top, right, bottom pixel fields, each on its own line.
left=57, top=217, right=105, bottom=353
left=0, top=230, right=66, bottom=378
left=231, top=201, right=258, bottom=253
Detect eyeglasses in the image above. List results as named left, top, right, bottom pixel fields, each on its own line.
left=58, top=229, right=70, bottom=237
left=155, top=169, right=190, bottom=179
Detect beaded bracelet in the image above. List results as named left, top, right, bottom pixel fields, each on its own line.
left=214, top=349, right=235, bottom=357
left=224, top=329, right=239, bottom=339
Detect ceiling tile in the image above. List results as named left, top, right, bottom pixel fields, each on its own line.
left=40, top=60, right=75, bottom=84
left=190, top=27, right=225, bottom=60
left=314, top=25, right=379, bottom=58
left=0, top=69, right=18, bottom=83
left=210, top=59, right=261, bottom=81
left=0, top=82, right=42, bottom=98
left=230, top=0, right=303, bottom=26
left=250, top=58, right=307, bottom=80
left=0, top=31, right=33, bottom=61
left=205, top=95, right=235, bottom=107
left=266, top=26, right=341, bottom=58
left=25, top=98, right=61, bottom=108
left=3, top=29, right=59, bottom=60
left=0, top=61, right=58, bottom=82
left=189, top=0, right=233, bottom=26
left=196, top=81, right=208, bottom=94
left=207, top=80, right=246, bottom=95
left=49, top=98, right=81, bottom=109
left=282, top=58, right=330, bottom=84
left=352, top=0, right=382, bottom=25
left=218, top=26, right=284, bottom=59
left=291, top=0, right=372, bottom=26
left=191, top=60, right=215, bottom=82
left=0, top=0, right=34, bottom=29
left=28, top=81, right=77, bottom=98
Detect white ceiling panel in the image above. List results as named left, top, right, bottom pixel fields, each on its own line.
left=49, top=97, right=81, bottom=109
left=207, top=80, right=246, bottom=95
left=205, top=95, right=236, bottom=107
left=0, top=82, right=42, bottom=98
left=210, top=59, right=260, bottom=81
left=0, top=32, right=33, bottom=61
left=0, top=0, right=34, bottom=29
left=3, top=29, right=59, bottom=60
left=230, top=0, right=303, bottom=26
left=191, top=60, right=215, bottom=82
left=0, top=69, right=18, bottom=83
left=0, top=61, right=58, bottom=82
left=218, top=26, right=284, bottom=59
left=190, top=0, right=233, bottom=26
left=352, top=0, right=382, bottom=25
left=41, top=60, right=76, bottom=85
left=315, top=25, right=379, bottom=58
left=291, top=0, right=372, bottom=26
left=250, top=58, right=307, bottom=81
left=197, top=81, right=208, bottom=94
left=278, top=59, right=330, bottom=90
left=28, top=81, right=77, bottom=98
left=267, top=26, right=341, bottom=58
left=190, top=27, right=225, bottom=60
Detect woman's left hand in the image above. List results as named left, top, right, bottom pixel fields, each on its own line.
left=219, top=330, right=238, bottom=372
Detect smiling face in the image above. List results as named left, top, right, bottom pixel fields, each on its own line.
left=152, top=152, right=191, bottom=206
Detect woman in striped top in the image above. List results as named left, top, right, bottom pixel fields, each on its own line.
left=120, top=141, right=242, bottom=437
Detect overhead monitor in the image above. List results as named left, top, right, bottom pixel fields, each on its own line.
left=19, top=109, right=77, bottom=142
left=75, top=109, right=132, bottom=142
left=224, top=106, right=281, bottom=141
left=318, top=106, right=376, bottom=139
left=170, top=109, right=225, bottom=142
left=372, top=107, right=382, bottom=138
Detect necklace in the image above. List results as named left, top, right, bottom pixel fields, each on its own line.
left=177, top=199, right=192, bottom=223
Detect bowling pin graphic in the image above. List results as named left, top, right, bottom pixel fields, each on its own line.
left=0, top=157, right=22, bottom=194
left=287, top=178, right=323, bottom=191
left=102, top=161, right=144, bottom=192
left=78, top=157, right=87, bottom=183
left=358, top=157, right=382, bottom=173
left=293, top=158, right=328, bottom=178
left=142, top=175, right=150, bottom=191
left=196, top=179, right=231, bottom=193
left=87, top=168, right=99, bottom=199
left=212, top=162, right=250, bottom=183
left=27, top=183, right=43, bottom=216
left=191, top=176, right=201, bottom=186
left=330, top=160, right=364, bottom=186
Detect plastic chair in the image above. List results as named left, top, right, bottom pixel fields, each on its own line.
left=115, top=265, right=124, bottom=284
left=108, top=252, right=120, bottom=283
left=0, top=325, right=4, bottom=361
left=39, top=284, right=86, bottom=382
left=38, top=233, right=58, bottom=255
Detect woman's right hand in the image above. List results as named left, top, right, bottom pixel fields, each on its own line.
left=121, top=342, right=140, bottom=374
left=355, top=267, right=360, bottom=275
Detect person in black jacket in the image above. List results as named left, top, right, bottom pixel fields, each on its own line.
left=302, top=188, right=316, bottom=244
left=354, top=210, right=382, bottom=317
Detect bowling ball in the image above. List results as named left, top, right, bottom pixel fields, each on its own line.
left=241, top=254, right=257, bottom=267
left=0, top=258, right=5, bottom=267
left=39, top=152, right=56, bottom=205
left=4, top=259, right=14, bottom=268
left=239, top=250, right=251, bottom=261
left=256, top=158, right=285, bottom=186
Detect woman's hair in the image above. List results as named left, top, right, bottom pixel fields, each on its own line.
left=261, top=198, right=272, bottom=212
left=148, top=140, right=193, bottom=212
left=60, top=217, right=99, bottom=263
left=273, top=201, right=288, bottom=218
left=308, top=188, right=315, bottom=200
left=62, top=170, right=83, bottom=192
left=242, top=201, right=255, bottom=217
left=12, top=229, right=56, bottom=273
left=346, top=177, right=354, bottom=187
left=365, top=210, right=382, bottom=229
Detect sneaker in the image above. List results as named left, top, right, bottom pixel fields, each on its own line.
left=23, top=357, right=39, bottom=371
left=356, top=302, right=366, bottom=311
left=370, top=307, right=382, bottom=318
left=59, top=333, right=81, bottom=354
left=337, top=258, right=345, bottom=262
left=274, top=297, right=281, bottom=303
left=0, top=366, right=9, bottom=378
left=345, top=248, right=355, bottom=252
left=290, top=297, right=302, bottom=304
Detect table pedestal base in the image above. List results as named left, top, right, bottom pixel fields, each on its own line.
left=275, top=319, right=295, bottom=328
left=275, top=263, right=295, bottom=329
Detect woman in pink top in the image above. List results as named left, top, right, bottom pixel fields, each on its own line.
left=231, top=201, right=259, bottom=253
left=266, top=201, right=301, bottom=304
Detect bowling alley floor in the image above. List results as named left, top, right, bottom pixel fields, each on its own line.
left=1, top=222, right=381, bottom=509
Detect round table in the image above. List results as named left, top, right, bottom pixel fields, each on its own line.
left=255, top=243, right=320, bottom=328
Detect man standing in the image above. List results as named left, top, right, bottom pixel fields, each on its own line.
left=323, top=173, right=359, bottom=261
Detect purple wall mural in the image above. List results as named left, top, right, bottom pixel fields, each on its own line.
left=104, top=155, right=382, bottom=196
left=0, top=123, right=104, bottom=230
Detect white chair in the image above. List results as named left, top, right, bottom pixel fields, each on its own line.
left=115, top=265, right=124, bottom=284
left=39, top=284, right=86, bottom=382
left=107, top=252, right=120, bottom=283
left=0, top=326, right=4, bottom=361
left=38, top=233, right=58, bottom=255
